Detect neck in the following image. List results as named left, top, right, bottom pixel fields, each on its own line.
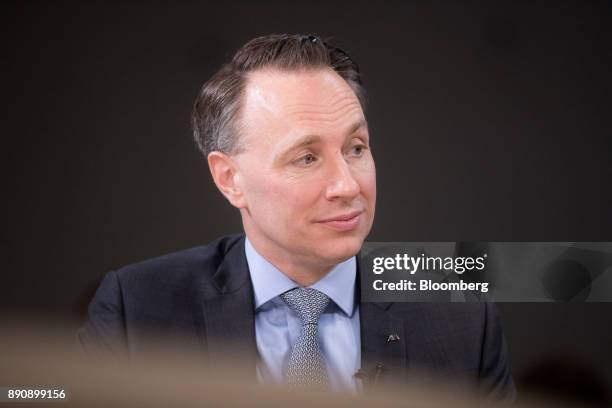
left=245, top=234, right=335, bottom=287
left=278, top=263, right=333, bottom=287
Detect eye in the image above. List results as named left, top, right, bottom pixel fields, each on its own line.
left=294, top=153, right=317, bottom=166
left=350, top=144, right=367, bottom=157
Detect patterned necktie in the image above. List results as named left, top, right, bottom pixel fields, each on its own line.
left=280, top=287, right=330, bottom=388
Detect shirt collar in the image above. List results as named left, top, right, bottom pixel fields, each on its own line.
left=245, top=237, right=357, bottom=317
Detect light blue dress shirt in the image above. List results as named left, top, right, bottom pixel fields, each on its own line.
left=244, top=238, right=361, bottom=393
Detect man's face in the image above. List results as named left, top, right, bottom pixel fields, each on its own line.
left=232, top=68, right=376, bottom=270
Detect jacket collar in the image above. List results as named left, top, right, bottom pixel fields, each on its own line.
left=199, top=235, right=258, bottom=365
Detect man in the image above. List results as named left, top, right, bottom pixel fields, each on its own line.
left=78, top=34, right=515, bottom=399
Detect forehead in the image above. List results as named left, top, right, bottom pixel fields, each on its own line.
left=239, top=68, right=365, bottom=150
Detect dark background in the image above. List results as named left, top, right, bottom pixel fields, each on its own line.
left=2, top=0, right=611, bottom=401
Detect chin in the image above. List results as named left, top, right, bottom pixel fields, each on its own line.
left=315, top=234, right=365, bottom=263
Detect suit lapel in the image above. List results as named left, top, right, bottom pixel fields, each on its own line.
left=199, top=236, right=258, bottom=370
left=357, top=255, right=406, bottom=389
left=359, top=302, right=406, bottom=387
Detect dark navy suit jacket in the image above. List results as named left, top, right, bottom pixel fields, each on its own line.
left=78, top=234, right=515, bottom=399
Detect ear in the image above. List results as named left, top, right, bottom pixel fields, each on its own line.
left=207, top=151, right=247, bottom=209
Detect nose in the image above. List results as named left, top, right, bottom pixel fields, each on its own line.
left=324, top=154, right=360, bottom=201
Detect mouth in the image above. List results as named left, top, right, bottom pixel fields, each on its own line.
left=316, top=210, right=364, bottom=232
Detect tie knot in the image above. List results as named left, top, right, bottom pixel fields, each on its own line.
left=280, top=287, right=330, bottom=325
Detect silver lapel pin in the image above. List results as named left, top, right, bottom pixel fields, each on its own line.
left=386, top=333, right=400, bottom=343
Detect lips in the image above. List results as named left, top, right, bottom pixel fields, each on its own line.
left=317, top=210, right=364, bottom=231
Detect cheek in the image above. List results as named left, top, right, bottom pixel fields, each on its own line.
left=280, top=184, right=320, bottom=222
left=356, top=159, right=377, bottom=201
left=245, top=177, right=316, bottom=223
left=283, top=187, right=326, bottom=236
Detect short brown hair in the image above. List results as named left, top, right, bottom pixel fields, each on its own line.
left=191, top=34, right=366, bottom=157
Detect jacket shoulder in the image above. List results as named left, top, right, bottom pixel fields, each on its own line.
left=114, top=234, right=244, bottom=293
left=78, top=234, right=246, bottom=354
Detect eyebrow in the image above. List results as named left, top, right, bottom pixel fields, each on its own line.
left=275, top=119, right=369, bottom=163
left=347, top=118, right=368, bottom=136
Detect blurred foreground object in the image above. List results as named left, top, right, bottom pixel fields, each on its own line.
left=0, top=320, right=584, bottom=408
